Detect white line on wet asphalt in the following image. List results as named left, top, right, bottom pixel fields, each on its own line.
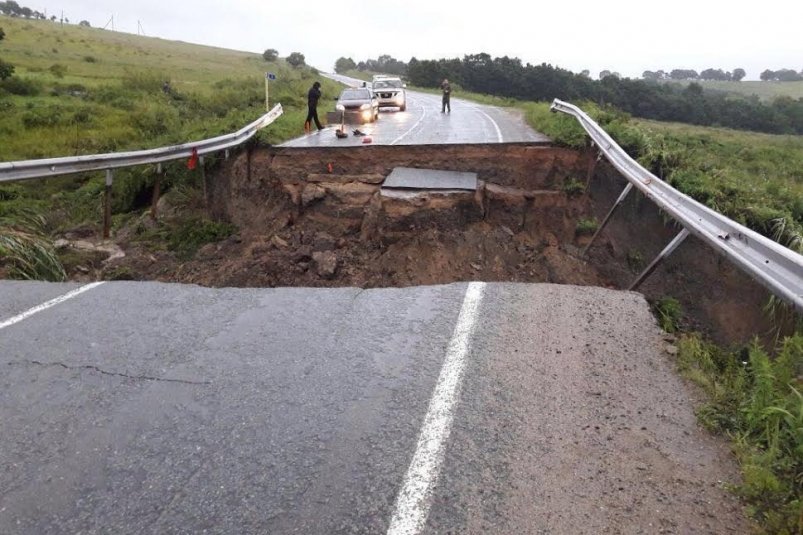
left=0, top=282, right=105, bottom=331
left=391, top=96, right=428, bottom=145
left=470, top=105, right=504, bottom=143
left=387, top=281, right=486, bottom=535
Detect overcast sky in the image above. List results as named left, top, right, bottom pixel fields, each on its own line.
left=28, top=0, right=803, bottom=80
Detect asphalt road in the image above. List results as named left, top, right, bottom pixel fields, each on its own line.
left=280, top=74, right=548, bottom=148
left=0, top=280, right=748, bottom=534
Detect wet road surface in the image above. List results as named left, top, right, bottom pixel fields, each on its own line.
left=281, top=74, right=548, bottom=148
left=0, top=280, right=749, bottom=533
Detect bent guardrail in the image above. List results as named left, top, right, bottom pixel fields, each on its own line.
left=0, top=104, right=283, bottom=237
left=0, top=104, right=283, bottom=183
left=551, top=98, right=803, bottom=313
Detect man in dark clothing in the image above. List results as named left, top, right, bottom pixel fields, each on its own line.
left=440, top=78, right=451, bottom=113
left=305, top=81, right=323, bottom=133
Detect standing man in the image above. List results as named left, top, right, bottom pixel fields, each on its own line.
left=440, top=78, right=451, bottom=113
left=305, top=81, right=323, bottom=133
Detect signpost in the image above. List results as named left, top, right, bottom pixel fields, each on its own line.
left=265, top=72, right=276, bottom=111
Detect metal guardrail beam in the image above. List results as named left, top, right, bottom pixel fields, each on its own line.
left=0, top=105, right=283, bottom=183
left=551, top=99, right=803, bottom=312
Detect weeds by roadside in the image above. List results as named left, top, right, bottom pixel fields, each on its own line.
left=676, top=334, right=803, bottom=533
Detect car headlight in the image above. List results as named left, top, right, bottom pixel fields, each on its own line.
left=336, top=104, right=345, bottom=111
left=359, top=103, right=370, bottom=110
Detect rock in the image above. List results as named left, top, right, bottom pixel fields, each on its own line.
left=293, top=245, right=313, bottom=263
left=664, top=345, right=679, bottom=356
left=312, top=232, right=336, bottom=252
left=271, top=235, right=289, bottom=249
left=301, top=184, right=326, bottom=207
left=312, top=251, right=338, bottom=279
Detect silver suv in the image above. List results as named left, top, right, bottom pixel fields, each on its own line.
left=371, top=76, right=407, bottom=111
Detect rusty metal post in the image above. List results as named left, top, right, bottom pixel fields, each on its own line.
left=200, top=156, right=208, bottom=209
left=103, top=169, right=113, bottom=239
left=629, top=228, right=690, bottom=291
left=582, top=182, right=633, bottom=257
left=150, top=162, right=162, bottom=220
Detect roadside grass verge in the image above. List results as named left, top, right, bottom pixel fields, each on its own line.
left=676, top=333, right=803, bottom=533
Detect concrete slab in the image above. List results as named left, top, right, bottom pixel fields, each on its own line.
left=382, top=167, right=478, bottom=191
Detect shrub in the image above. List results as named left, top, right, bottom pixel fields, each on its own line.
left=562, top=178, right=586, bottom=196
left=168, top=218, right=236, bottom=259
left=121, top=70, right=166, bottom=93
left=0, top=76, right=42, bottom=96
left=575, top=218, right=598, bottom=235
left=49, top=63, right=67, bottom=78
left=653, top=296, right=682, bottom=332
left=0, top=209, right=66, bottom=282
left=83, top=55, right=97, bottom=63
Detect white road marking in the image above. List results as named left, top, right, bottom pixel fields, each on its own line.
left=0, top=282, right=105, bottom=331
left=391, top=96, right=428, bottom=145
left=387, top=281, right=486, bottom=535
left=468, top=105, right=504, bottom=143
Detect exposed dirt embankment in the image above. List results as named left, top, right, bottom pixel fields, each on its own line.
left=190, top=143, right=602, bottom=288
left=586, top=162, right=784, bottom=346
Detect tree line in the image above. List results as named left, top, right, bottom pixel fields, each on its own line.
left=1, top=1, right=89, bottom=25
left=405, top=54, right=803, bottom=135
left=334, top=55, right=408, bottom=76
left=642, top=68, right=746, bottom=81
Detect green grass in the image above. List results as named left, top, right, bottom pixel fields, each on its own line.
left=653, top=296, right=683, bottom=333
left=0, top=15, right=342, bottom=161
left=676, top=334, right=803, bottom=533
left=575, top=217, right=598, bottom=235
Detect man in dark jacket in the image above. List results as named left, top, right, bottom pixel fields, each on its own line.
left=440, top=78, right=451, bottom=113
left=305, top=81, right=323, bottom=133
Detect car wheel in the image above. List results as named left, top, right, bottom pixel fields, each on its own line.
left=400, top=103, right=406, bottom=112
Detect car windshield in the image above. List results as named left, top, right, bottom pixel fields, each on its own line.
left=374, top=80, right=402, bottom=89
left=340, top=89, right=371, bottom=100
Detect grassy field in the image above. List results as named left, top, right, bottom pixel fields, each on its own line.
left=0, top=14, right=342, bottom=160
left=660, top=79, right=803, bottom=102
left=0, top=15, right=344, bottom=236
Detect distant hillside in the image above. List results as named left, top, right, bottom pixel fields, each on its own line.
left=661, top=79, right=803, bottom=102
left=0, top=14, right=340, bottom=160
left=0, top=14, right=341, bottom=239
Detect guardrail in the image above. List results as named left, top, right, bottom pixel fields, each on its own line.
left=0, top=104, right=283, bottom=237
left=0, top=105, right=283, bottom=182
left=551, top=98, right=803, bottom=313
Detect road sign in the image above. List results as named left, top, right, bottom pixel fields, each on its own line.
left=267, top=72, right=277, bottom=80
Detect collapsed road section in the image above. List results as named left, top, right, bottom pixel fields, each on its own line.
left=95, top=141, right=783, bottom=345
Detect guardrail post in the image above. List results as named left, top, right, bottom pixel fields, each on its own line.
left=150, top=163, right=162, bottom=220
left=103, top=169, right=113, bottom=239
left=582, top=182, right=633, bottom=256
left=585, top=146, right=600, bottom=189
left=199, top=156, right=208, bottom=209
left=629, top=228, right=690, bottom=291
